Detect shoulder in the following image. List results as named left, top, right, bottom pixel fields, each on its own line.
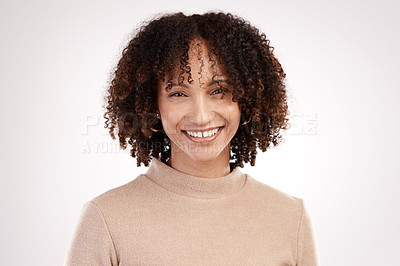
left=88, top=174, right=150, bottom=214
left=244, top=174, right=304, bottom=218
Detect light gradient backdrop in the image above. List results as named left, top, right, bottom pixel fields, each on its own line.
left=1, top=0, right=399, bottom=265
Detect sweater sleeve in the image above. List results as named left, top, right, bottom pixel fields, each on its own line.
left=64, top=201, right=118, bottom=266
left=297, top=199, right=320, bottom=266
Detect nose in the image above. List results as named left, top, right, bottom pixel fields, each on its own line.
left=190, top=94, right=213, bottom=127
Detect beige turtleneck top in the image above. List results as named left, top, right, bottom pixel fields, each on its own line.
left=64, top=158, right=320, bottom=265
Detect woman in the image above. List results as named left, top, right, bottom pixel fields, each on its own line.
left=65, top=12, right=320, bottom=265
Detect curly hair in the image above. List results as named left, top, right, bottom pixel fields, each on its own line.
left=103, top=12, right=289, bottom=168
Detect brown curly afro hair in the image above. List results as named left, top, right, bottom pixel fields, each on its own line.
left=103, top=11, right=289, bottom=168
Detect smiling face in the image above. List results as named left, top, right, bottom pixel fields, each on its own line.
left=157, top=40, right=241, bottom=169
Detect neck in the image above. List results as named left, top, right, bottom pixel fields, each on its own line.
left=168, top=145, right=231, bottom=178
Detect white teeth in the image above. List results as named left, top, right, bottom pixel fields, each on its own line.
left=185, top=128, right=220, bottom=138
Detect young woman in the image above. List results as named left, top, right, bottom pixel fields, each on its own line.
left=65, top=12, right=320, bottom=265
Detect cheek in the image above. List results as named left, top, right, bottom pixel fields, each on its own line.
left=159, top=104, right=182, bottom=131
left=224, top=102, right=241, bottom=125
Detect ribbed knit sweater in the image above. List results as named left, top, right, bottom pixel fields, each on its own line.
left=64, top=158, right=319, bottom=265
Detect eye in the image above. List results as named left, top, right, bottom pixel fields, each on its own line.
left=211, top=88, right=230, bottom=96
left=168, top=92, right=186, bottom=97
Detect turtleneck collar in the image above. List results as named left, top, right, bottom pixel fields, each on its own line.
left=143, top=158, right=247, bottom=199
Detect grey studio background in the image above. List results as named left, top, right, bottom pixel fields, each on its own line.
left=1, top=0, right=399, bottom=265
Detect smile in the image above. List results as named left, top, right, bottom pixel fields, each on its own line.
left=182, top=127, right=223, bottom=143
left=184, top=127, right=221, bottom=138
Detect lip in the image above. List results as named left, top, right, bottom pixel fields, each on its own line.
left=183, top=126, right=221, bottom=132
left=182, top=126, right=224, bottom=144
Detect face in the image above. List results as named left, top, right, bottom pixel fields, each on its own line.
left=157, top=40, right=241, bottom=166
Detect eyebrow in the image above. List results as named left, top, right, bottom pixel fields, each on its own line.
left=169, top=79, right=230, bottom=89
